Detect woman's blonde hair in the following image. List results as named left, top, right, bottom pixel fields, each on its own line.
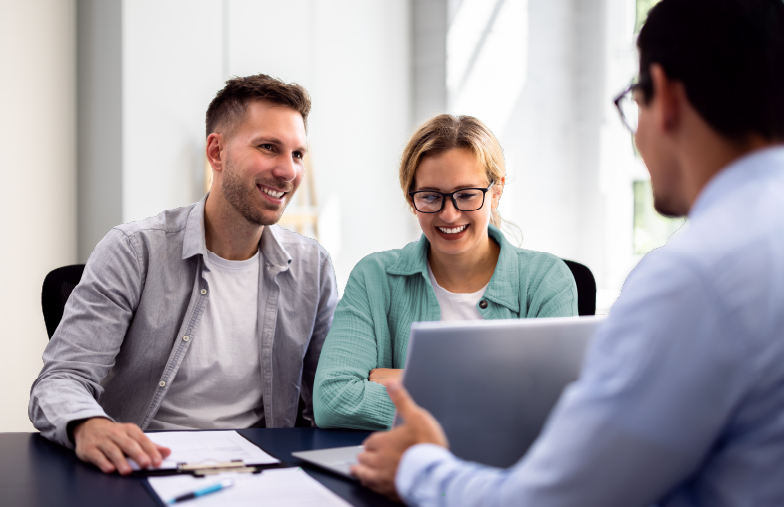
left=399, top=114, right=506, bottom=227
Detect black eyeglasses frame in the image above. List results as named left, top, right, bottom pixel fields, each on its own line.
left=613, top=77, right=652, bottom=134
left=407, top=182, right=495, bottom=213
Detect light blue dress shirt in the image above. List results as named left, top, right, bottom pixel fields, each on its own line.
left=396, top=146, right=784, bottom=507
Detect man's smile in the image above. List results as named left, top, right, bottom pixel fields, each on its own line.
left=258, top=183, right=287, bottom=201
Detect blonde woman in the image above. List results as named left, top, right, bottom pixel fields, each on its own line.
left=313, top=115, right=578, bottom=430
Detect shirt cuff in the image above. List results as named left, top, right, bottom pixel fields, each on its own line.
left=58, top=409, right=114, bottom=449
left=396, top=443, right=454, bottom=504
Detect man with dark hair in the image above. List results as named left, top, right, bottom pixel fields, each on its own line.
left=351, top=1, right=784, bottom=505
left=29, top=74, right=337, bottom=475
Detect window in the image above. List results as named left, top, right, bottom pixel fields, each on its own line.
left=635, top=0, right=661, bottom=34
left=633, top=180, right=686, bottom=254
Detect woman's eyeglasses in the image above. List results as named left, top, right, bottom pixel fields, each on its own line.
left=408, top=182, right=495, bottom=213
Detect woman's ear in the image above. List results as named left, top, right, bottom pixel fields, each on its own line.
left=491, top=177, right=505, bottom=209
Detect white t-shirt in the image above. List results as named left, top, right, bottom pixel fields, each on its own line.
left=149, top=249, right=264, bottom=430
left=427, top=262, right=488, bottom=321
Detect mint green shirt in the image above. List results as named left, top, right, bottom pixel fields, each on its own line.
left=313, top=225, right=578, bottom=430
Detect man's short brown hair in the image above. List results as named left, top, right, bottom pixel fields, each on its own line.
left=205, top=74, right=311, bottom=138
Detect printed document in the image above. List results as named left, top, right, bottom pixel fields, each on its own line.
left=147, top=468, right=352, bottom=506
left=129, top=430, right=279, bottom=471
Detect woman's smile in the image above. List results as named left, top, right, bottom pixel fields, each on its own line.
left=435, top=223, right=470, bottom=240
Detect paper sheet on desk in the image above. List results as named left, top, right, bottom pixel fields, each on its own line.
left=147, top=468, right=352, bottom=506
left=129, top=430, right=279, bottom=471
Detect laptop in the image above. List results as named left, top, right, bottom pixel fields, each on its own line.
left=293, top=316, right=603, bottom=476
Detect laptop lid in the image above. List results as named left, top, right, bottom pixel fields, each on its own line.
left=291, top=446, right=364, bottom=480
left=400, top=316, right=604, bottom=468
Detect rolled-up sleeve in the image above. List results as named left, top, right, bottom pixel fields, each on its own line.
left=28, top=228, right=142, bottom=448
left=313, top=262, right=396, bottom=430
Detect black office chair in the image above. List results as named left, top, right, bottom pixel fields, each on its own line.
left=41, top=263, right=313, bottom=426
left=561, top=259, right=596, bottom=316
left=41, top=264, right=86, bottom=339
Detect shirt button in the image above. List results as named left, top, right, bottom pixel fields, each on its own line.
left=183, top=335, right=189, bottom=341
left=200, top=289, right=207, bottom=295
left=479, top=300, right=488, bottom=309
left=159, top=380, right=166, bottom=387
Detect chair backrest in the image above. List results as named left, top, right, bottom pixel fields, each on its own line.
left=42, top=264, right=86, bottom=339
left=561, top=259, right=596, bottom=316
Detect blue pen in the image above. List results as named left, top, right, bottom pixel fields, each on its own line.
left=168, top=478, right=235, bottom=504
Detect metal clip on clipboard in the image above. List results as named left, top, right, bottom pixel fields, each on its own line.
left=177, top=460, right=262, bottom=477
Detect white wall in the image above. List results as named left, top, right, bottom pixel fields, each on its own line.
left=77, top=0, right=123, bottom=262
left=122, top=0, right=224, bottom=224
left=0, top=0, right=76, bottom=431
left=308, top=0, right=419, bottom=288
left=489, top=0, right=579, bottom=258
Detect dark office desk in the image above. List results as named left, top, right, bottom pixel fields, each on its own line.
left=0, top=429, right=399, bottom=507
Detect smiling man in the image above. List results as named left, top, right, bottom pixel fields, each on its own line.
left=29, top=74, right=337, bottom=475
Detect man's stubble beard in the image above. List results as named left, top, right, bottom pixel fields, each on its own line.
left=221, top=152, right=293, bottom=227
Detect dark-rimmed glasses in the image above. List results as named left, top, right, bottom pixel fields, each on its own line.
left=408, top=182, right=495, bottom=213
left=613, top=78, right=651, bottom=134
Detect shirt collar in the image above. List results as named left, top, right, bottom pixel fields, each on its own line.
left=690, top=145, right=784, bottom=220
left=259, top=224, right=292, bottom=270
left=182, top=194, right=210, bottom=260
left=182, top=193, right=292, bottom=270
left=386, top=224, right=520, bottom=313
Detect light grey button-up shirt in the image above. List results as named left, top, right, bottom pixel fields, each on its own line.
left=29, top=195, right=337, bottom=448
left=397, top=146, right=784, bottom=506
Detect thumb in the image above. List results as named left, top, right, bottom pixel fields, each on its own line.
left=386, top=380, right=420, bottom=419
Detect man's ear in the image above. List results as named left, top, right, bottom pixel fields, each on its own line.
left=206, top=133, right=225, bottom=173
left=649, top=63, right=682, bottom=134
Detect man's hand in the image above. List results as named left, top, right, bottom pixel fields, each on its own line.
left=369, top=368, right=404, bottom=387
left=72, top=418, right=171, bottom=475
left=351, top=380, right=448, bottom=499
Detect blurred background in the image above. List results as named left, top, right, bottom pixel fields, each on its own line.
left=0, top=0, right=682, bottom=431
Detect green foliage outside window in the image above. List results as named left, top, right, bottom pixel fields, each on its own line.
left=633, top=180, right=686, bottom=254
left=635, top=0, right=661, bottom=33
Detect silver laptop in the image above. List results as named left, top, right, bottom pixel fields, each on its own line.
left=293, top=316, right=603, bottom=476
left=292, top=445, right=365, bottom=479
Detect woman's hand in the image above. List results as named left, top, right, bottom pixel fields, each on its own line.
left=369, top=368, right=404, bottom=387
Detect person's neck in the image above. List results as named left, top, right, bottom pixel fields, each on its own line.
left=680, top=130, right=775, bottom=212
left=428, top=233, right=500, bottom=294
left=203, top=192, right=264, bottom=261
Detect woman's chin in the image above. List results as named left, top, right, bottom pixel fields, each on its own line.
left=427, top=235, right=475, bottom=256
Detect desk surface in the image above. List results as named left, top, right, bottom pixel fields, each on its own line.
left=0, top=429, right=398, bottom=507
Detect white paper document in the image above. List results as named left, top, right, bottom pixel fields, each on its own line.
left=147, top=468, right=352, bottom=506
left=129, top=430, right=279, bottom=471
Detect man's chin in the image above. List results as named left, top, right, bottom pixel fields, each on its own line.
left=653, top=198, right=687, bottom=218
left=255, top=210, right=286, bottom=227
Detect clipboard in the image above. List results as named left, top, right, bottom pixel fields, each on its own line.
left=128, top=430, right=281, bottom=477
left=132, top=459, right=284, bottom=477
